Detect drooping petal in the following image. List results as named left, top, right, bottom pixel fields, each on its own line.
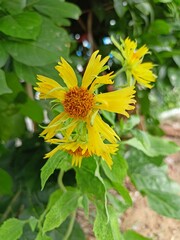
left=87, top=121, right=118, bottom=168
left=40, top=112, right=69, bottom=140
left=132, top=63, right=157, bottom=88
left=81, top=50, right=109, bottom=88
left=35, top=75, right=65, bottom=100
left=93, top=114, right=119, bottom=143
left=95, top=86, right=136, bottom=117
left=55, top=57, right=78, bottom=88
left=44, top=144, right=63, bottom=159
left=89, top=72, right=114, bottom=93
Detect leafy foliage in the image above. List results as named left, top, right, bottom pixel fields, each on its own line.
left=0, top=0, right=180, bottom=239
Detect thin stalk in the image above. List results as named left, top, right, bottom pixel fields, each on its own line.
left=58, top=170, right=67, bottom=192
left=63, top=211, right=76, bottom=240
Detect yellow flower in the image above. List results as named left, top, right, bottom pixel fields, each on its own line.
left=35, top=50, right=136, bottom=167
left=45, top=117, right=119, bottom=168
left=111, top=36, right=157, bottom=88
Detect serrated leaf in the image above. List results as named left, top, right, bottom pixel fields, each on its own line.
left=0, top=218, right=25, bottom=240
left=43, top=188, right=80, bottom=233
left=123, top=230, right=151, bottom=240
left=41, top=150, right=70, bottom=190
left=34, top=0, right=81, bottom=26
left=0, top=168, right=13, bottom=195
left=5, top=18, right=70, bottom=66
left=76, top=157, right=105, bottom=200
left=146, top=190, right=180, bottom=219
left=0, top=12, right=42, bottom=40
left=0, top=69, right=12, bottom=95
left=125, top=130, right=180, bottom=157
left=130, top=163, right=180, bottom=194
left=93, top=203, right=122, bottom=240
left=127, top=149, right=180, bottom=219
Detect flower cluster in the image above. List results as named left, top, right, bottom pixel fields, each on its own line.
left=35, top=37, right=156, bottom=168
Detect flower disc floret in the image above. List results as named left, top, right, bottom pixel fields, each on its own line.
left=63, top=87, right=94, bottom=119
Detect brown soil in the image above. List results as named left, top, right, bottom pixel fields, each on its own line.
left=77, top=120, right=180, bottom=240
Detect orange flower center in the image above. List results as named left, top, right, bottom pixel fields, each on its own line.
left=68, top=147, right=90, bottom=158
left=63, top=87, right=94, bottom=119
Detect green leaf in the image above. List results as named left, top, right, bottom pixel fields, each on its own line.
left=46, top=189, right=63, bottom=211
left=76, top=157, right=105, bottom=200
left=0, top=218, right=25, bottom=240
left=34, top=0, right=81, bottom=26
left=168, top=67, right=180, bottom=87
left=1, top=0, right=26, bottom=14
left=173, top=55, right=180, bottom=68
left=94, top=203, right=123, bottom=240
left=35, top=232, right=52, bottom=240
left=125, top=130, right=180, bottom=157
left=0, top=168, right=13, bottom=195
left=0, top=42, right=9, bottom=68
left=113, top=0, right=127, bottom=18
left=5, top=18, right=70, bottom=66
left=102, top=151, right=128, bottom=184
left=123, top=230, right=151, bottom=240
left=0, top=69, right=12, bottom=95
left=146, top=190, right=180, bottom=219
left=41, top=150, right=70, bottom=190
left=14, top=61, right=60, bottom=86
left=43, top=188, right=80, bottom=233
left=20, top=98, right=44, bottom=123
left=129, top=163, right=180, bottom=194
left=121, top=115, right=140, bottom=133
left=101, top=110, right=116, bottom=125
left=127, top=149, right=180, bottom=219
left=0, top=103, right=26, bottom=140
left=0, top=12, right=42, bottom=40
left=135, top=3, right=153, bottom=16
left=28, top=216, right=38, bottom=232
left=149, top=19, right=170, bottom=35
left=113, top=183, right=132, bottom=207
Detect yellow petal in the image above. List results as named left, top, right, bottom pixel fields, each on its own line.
left=40, top=112, right=69, bottom=140
left=89, top=72, right=114, bottom=92
left=95, top=86, right=136, bottom=117
left=94, top=114, right=119, bottom=143
left=55, top=57, right=78, bottom=88
left=81, top=50, right=109, bottom=88
left=87, top=121, right=118, bottom=168
left=132, top=63, right=157, bottom=88
left=35, top=75, right=65, bottom=100
left=44, top=145, right=63, bottom=159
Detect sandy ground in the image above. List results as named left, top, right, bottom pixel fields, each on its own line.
left=77, top=119, right=180, bottom=240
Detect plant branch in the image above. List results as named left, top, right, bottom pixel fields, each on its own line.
left=58, top=170, right=67, bottom=192
left=63, top=211, right=76, bottom=240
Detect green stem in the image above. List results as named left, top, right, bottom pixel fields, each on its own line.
left=63, top=211, right=76, bottom=240
left=58, top=170, right=67, bottom=192
left=113, top=67, right=124, bottom=78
